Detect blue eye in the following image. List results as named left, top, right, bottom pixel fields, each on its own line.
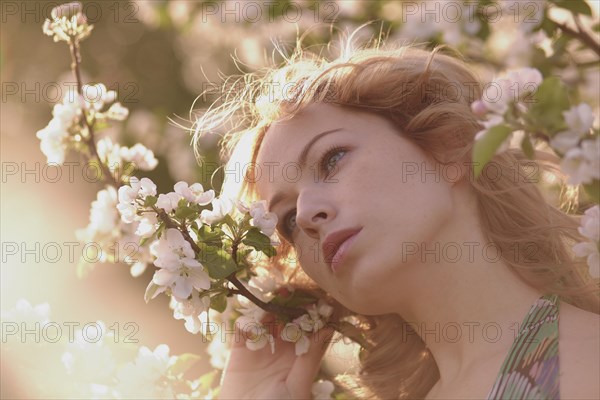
left=320, top=146, right=347, bottom=176
left=278, top=208, right=297, bottom=242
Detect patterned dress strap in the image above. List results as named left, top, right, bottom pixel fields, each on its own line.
left=486, top=294, right=560, bottom=400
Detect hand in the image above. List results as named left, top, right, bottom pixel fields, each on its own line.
left=217, top=317, right=334, bottom=399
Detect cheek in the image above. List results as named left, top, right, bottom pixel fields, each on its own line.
left=368, top=168, right=454, bottom=245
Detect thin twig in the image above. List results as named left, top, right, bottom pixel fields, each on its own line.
left=550, top=17, right=600, bottom=57
left=68, top=39, right=120, bottom=187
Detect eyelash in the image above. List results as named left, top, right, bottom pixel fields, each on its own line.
left=277, top=145, right=348, bottom=242
left=319, top=145, right=347, bottom=177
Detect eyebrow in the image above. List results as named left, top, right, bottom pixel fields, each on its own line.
left=268, top=127, right=343, bottom=212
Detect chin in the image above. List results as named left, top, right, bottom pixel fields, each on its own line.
left=333, top=272, right=397, bottom=316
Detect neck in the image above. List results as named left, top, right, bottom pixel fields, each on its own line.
left=393, top=185, right=545, bottom=384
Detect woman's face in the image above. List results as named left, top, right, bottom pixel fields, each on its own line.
left=255, top=103, right=456, bottom=314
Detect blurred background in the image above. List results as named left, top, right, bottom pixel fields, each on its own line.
left=1, top=0, right=599, bottom=398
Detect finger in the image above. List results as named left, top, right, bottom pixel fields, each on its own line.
left=229, top=320, right=249, bottom=349
left=286, top=327, right=335, bottom=396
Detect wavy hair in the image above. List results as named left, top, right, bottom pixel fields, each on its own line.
left=192, top=35, right=600, bottom=399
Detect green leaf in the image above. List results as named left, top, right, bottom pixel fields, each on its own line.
left=210, top=293, right=227, bottom=313
left=583, top=180, right=600, bottom=204
left=475, top=19, right=491, bottom=41
left=220, top=214, right=237, bottom=231
left=270, top=290, right=317, bottom=308
left=472, top=125, right=512, bottom=179
left=144, top=195, right=157, bottom=207
left=540, top=15, right=558, bottom=36
left=549, top=0, right=592, bottom=16
left=168, top=353, right=201, bottom=377
left=200, top=244, right=237, bottom=279
left=197, top=224, right=223, bottom=246
left=175, top=205, right=197, bottom=220
left=521, top=134, right=535, bottom=159
left=242, top=227, right=277, bottom=258
left=526, top=77, right=570, bottom=136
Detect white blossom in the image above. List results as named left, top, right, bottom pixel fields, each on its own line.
left=156, top=192, right=183, bottom=213
left=106, top=102, right=129, bottom=121
left=235, top=199, right=251, bottom=214
left=82, top=83, right=114, bottom=112
left=88, top=186, right=119, bottom=234
left=171, top=290, right=211, bottom=334
left=234, top=295, right=277, bottom=352
left=0, top=299, right=50, bottom=327
left=295, top=301, right=332, bottom=334
left=36, top=93, right=82, bottom=164
left=135, top=214, right=158, bottom=238
left=42, top=2, right=93, bottom=43
left=280, top=322, right=310, bottom=356
left=249, top=200, right=278, bottom=237
left=573, top=241, right=600, bottom=279
left=200, top=197, right=234, bottom=225
left=551, top=132, right=583, bottom=154
left=120, top=143, right=158, bottom=171
left=117, top=177, right=156, bottom=224
left=174, top=181, right=215, bottom=205
left=248, top=266, right=284, bottom=300
left=481, top=78, right=513, bottom=115
left=96, top=137, right=122, bottom=168
left=114, top=344, right=176, bottom=399
left=235, top=314, right=274, bottom=353
left=138, top=177, right=157, bottom=198
left=98, top=139, right=158, bottom=172
left=564, top=103, right=595, bottom=136
left=317, top=299, right=334, bottom=319
left=560, top=137, right=600, bottom=185
left=118, top=178, right=141, bottom=203
left=150, top=228, right=211, bottom=300
left=481, top=68, right=542, bottom=116
left=573, top=205, right=600, bottom=278
left=52, top=93, right=81, bottom=124
left=551, top=104, right=595, bottom=153
left=61, top=321, right=116, bottom=384
left=505, top=68, right=543, bottom=99
left=311, top=380, right=335, bottom=400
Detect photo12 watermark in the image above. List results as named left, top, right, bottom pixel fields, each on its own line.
left=1, top=81, right=139, bottom=104
left=1, top=1, right=140, bottom=24
left=1, top=320, right=139, bottom=344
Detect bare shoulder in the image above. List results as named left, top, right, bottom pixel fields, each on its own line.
left=559, top=301, right=600, bottom=400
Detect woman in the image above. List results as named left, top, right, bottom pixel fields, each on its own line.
left=194, top=40, right=600, bottom=399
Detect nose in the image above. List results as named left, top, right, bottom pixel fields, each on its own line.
left=295, top=191, right=336, bottom=240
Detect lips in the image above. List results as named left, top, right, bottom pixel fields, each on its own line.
left=322, top=228, right=362, bottom=270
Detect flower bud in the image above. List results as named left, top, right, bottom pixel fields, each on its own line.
left=470, top=99, right=488, bottom=117
left=51, top=2, right=83, bottom=20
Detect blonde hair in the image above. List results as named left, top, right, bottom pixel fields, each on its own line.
left=193, top=37, right=600, bottom=399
